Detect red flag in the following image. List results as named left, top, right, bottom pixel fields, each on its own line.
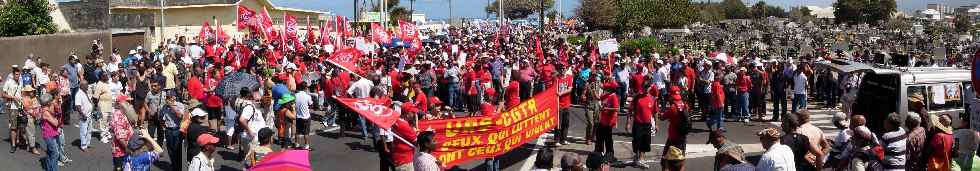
left=305, top=16, right=316, bottom=45
left=535, top=35, right=544, bottom=63
left=258, top=7, right=276, bottom=39
left=216, top=20, right=229, bottom=45
left=398, top=20, right=417, bottom=41
left=327, top=48, right=364, bottom=74
left=236, top=5, right=257, bottom=30
left=335, top=97, right=398, bottom=129
left=336, top=16, right=353, bottom=37
left=283, top=13, right=304, bottom=52
left=318, top=19, right=330, bottom=47
left=589, top=47, right=598, bottom=67
left=370, top=23, right=391, bottom=45
left=198, top=21, right=214, bottom=43
left=558, top=45, right=567, bottom=65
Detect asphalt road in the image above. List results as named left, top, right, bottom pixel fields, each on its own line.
left=0, top=102, right=842, bottom=171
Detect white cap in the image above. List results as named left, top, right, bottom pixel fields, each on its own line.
left=286, top=63, right=298, bottom=70
left=129, top=50, right=137, bottom=55
left=190, top=108, right=208, bottom=117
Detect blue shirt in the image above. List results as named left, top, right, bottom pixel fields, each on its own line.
left=63, top=63, right=80, bottom=88
left=271, top=84, right=290, bottom=110
left=490, top=59, right=503, bottom=78
left=125, top=151, right=159, bottom=171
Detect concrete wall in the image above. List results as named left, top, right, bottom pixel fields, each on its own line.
left=0, top=32, right=112, bottom=73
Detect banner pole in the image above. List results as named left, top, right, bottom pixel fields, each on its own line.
left=386, top=128, right=416, bottom=149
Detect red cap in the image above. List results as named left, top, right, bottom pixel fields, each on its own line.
left=602, top=81, right=619, bottom=90
left=196, top=133, right=220, bottom=146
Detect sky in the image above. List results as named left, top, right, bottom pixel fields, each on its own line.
left=270, top=0, right=978, bottom=19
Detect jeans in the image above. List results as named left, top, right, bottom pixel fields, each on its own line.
left=708, top=107, right=724, bottom=130
left=357, top=115, right=375, bottom=139
left=324, top=100, right=338, bottom=126
left=79, top=114, right=91, bottom=148
left=793, top=94, right=807, bottom=114
left=164, top=129, right=183, bottom=171
left=485, top=158, right=500, bottom=171
left=737, top=92, right=750, bottom=120
left=45, top=137, right=60, bottom=171
left=772, top=91, right=787, bottom=121
left=447, top=82, right=459, bottom=109
left=56, top=129, right=67, bottom=161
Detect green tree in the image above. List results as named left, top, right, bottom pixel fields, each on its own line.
left=698, top=3, right=726, bottom=23
left=0, top=0, right=57, bottom=37
left=788, top=6, right=813, bottom=22
left=954, top=14, right=972, bottom=33
left=575, top=0, right=619, bottom=30
left=486, top=0, right=555, bottom=19
left=721, top=0, right=749, bottom=19
left=833, top=0, right=896, bottom=25
left=618, top=0, right=698, bottom=30
left=370, top=0, right=411, bottom=24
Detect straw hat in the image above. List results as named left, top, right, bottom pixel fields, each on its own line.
left=931, top=114, right=953, bottom=134
left=717, top=146, right=746, bottom=163
left=908, top=92, right=925, bottom=104
left=664, top=146, right=685, bottom=161
left=21, top=86, right=34, bottom=92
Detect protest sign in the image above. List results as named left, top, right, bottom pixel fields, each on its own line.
left=418, top=86, right=559, bottom=167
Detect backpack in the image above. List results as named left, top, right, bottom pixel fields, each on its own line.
left=676, top=104, right=692, bottom=135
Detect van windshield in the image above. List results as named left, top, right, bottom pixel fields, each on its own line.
left=854, top=73, right=899, bottom=133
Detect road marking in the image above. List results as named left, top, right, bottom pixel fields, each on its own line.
left=562, top=136, right=766, bottom=159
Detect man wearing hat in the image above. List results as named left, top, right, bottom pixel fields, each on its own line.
left=717, top=145, right=754, bottom=171
left=595, top=79, right=620, bottom=159
left=709, top=130, right=745, bottom=171
left=20, top=86, right=40, bottom=155
left=391, top=103, right=418, bottom=171
left=662, top=146, right=685, bottom=171
left=184, top=108, right=210, bottom=163
left=188, top=133, right=219, bottom=171
left=661, top=86, right=689, bottom=164
left=126, top=128, right=164, bottom=171
left=757, top=127, right=795, bottom=171
left=927, top=114, right=954, bottom=171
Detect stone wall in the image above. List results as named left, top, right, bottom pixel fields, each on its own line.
left=109, top=0, right=235, bottom=7
left=58, top=0, right=110, bottom=31
left=0, top=32, right=112, bottom=73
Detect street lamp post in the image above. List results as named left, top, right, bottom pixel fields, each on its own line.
left=160, top=0, right=165, bottom=43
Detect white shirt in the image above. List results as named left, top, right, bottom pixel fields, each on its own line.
left=238, top=100, right=267, bottom=136
left=293, top=91, right=313, bottom=119
left=793, top=73, right=807, bottom=95
left=188, top=45, right=205, bottom=60
left=74, top=90, right=93, bottom=116
left=347, top=78, right=374, bottom=98
left=757, top=143, right=796, bottom=171
left=654, top=66, right=670, bottom=89
left=32, top=68, right=48, bottom=87
left=187, top=152, right=214, bottom=171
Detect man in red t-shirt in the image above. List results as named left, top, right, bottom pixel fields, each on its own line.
left=735, top=67, right=752, bottom=123
left=596, top=82, right=619, bottom=157
left=631, top=87, right=656, bottom=168
left=505, top=77, right=521, bottom=108
left=555, top=66, right=573, bottom=145
left=390, top=104, right=418, bottom=170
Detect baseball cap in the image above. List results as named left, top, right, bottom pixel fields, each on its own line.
left=196, top=133, right=220, bottom=146
left=128, top=136, right=145, bottom=151
left=190, top=108, right=208, bottom=117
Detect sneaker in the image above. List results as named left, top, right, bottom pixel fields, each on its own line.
left=635, top=162, right=650, bottom=169
left=742, top=119, right=750, bottom=123
left=57, top=161, right=65, bottom=166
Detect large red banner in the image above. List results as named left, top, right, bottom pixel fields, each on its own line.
left=258, top=7, right=277, bottom=39
left=418, top=86, right=559, bottom=167
left=335, top=97, right=399, bottom=130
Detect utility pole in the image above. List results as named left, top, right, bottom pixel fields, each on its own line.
left=382, top=0, right=387, bottom=26
left=449, top=0, right=453, bottom=25
left=539, top=0, right=544, bottom=33
left=354, top=0, right=359, bottom=23
left=160, top=0, right=165, bottom=43
left=498, top=0, right=503, bottom=23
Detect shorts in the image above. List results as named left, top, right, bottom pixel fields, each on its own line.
left=631, top=122, right=652, bottom=152
left=296, top=118, right=310, bottom=135
left=206, top=106, right=222, bottom=120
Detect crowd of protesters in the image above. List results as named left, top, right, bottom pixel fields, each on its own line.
left=4, top=17, right=980, bottom=171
